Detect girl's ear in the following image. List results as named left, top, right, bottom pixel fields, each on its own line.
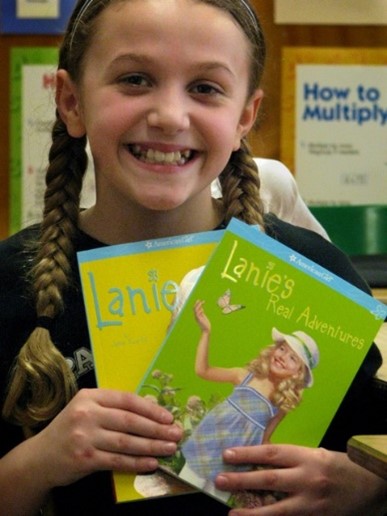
left=233, top=88, right=264, bottom=150
left=56, top=69, right=86, bottom=138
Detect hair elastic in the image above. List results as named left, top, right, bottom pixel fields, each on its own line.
left=36, top=316, right=54, bottom=331
left=69, top=0, right=95, bottom=51
left=239, top=0, right=259, bottom=31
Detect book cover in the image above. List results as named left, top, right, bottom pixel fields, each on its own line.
left=137, top=218, right=387, bottom=508
left=77, top=230, right=223, bottom=502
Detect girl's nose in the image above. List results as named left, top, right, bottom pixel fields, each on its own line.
left=147, top=90, right=190, bottom=134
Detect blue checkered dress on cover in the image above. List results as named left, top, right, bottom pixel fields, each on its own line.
left=181, top=373, right=278, bottom=481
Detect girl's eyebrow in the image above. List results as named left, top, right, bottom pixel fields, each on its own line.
left=108, top=53, right=153, bottom=69
left=109, top=53, right=236, bottom=78
left=196, top=62, right=237, bottom=79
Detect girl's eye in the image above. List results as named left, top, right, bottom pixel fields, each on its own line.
left=191, top=83, right=223, bottom=96
left=119, top=74, right=151, bottom=88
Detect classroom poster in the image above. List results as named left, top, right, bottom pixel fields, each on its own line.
left=281, top=47, right=387, bottom=206
left=274, top=0, right=387, bottom=25
left=10, top=48, right=95, bottom=234
left=0, top=0, right=75, bottom=34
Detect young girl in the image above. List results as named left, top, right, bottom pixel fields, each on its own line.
left=179, top=300, right=319, bottom=503
left=0, top=1, right=385, bottom=515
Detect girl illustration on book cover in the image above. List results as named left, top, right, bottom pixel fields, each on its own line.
left=178, top=299, right=320, bottom=503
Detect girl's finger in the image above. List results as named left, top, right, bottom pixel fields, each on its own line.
left=91, top=389, right=175, bottom=424
left=90, top=428, right=179, bottom=458
left=94, top=404, right=182, bottom=441
left=222, top=444, right=310, bottom=468
left=216, top=465, right=299, bottom=494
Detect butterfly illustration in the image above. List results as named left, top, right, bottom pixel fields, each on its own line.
left=217, top=289, right=245, bottom=314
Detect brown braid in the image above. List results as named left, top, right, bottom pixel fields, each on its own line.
left=2, top=117, right=87, bottom=428
left=2, top=0, right=107, bottom=430
left=219, top=139, right=265, bottom=227
left=1, top=0, right=97, bottom=429
left=202, top=1, right=266, bottom=227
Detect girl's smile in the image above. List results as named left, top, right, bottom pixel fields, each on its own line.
left=129, top=145, right=193, bottom=167
left=57, top=0, right=262, bottom=241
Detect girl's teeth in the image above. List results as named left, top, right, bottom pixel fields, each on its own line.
left=130, top=146, right=192, bottom=165
left=147, top=149, right=155, bottom=160
left=164, top=152, right=176, bottom=163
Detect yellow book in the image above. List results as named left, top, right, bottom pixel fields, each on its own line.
left=77, top=230, right=222, bottom=502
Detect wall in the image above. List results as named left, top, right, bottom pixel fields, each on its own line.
left=250, top=0, right=387, bottom=159
left=0, top=1, right=386, bottom=238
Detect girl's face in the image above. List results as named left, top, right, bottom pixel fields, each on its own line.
left=269, top=342, right=303, bottom=380
left=57, top=0, right=261, bottom=231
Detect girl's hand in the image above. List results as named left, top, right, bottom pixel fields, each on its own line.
left=32, top=388, right=182, bottom=488
left=214, top=444, right=387, bottom=515
left=194, top=299, right=211, bottom=333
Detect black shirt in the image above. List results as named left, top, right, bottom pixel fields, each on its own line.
left=0, top=215, right=383, bottom=515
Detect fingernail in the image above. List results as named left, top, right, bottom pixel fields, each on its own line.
left=164, top=442, right=177, bottom=454
left=216, top=475, right=229, bottom=488
left=223, top=449, right=235, bottom=459
left=146, top=458, right=159, bottom=470
left=160, top=411, right=173, bottom=424
left=168, top=426, right=182, bottom=440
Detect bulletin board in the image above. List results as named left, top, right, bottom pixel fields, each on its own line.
left=9, top=47, right=58, bottom=234
left=0, top=0, right=75, bottom=34
left=274, top=0, right=387, bottom=26
left=9, top=47, right=95, bottom=235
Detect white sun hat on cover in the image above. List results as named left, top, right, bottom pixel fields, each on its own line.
left=272, top=328, right=319, bottom=387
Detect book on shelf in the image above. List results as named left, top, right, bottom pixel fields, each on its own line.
left=136, top=218, right=387, bottom=509
left=77, top=229, right=223, bottom=503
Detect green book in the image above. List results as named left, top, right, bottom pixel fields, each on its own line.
left=137, top=218, right=387, bottom=508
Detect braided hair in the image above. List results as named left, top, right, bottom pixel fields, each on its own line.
left=202, top=0, right=266, bottom=226
left=3, top=0, right=267, bottom=429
